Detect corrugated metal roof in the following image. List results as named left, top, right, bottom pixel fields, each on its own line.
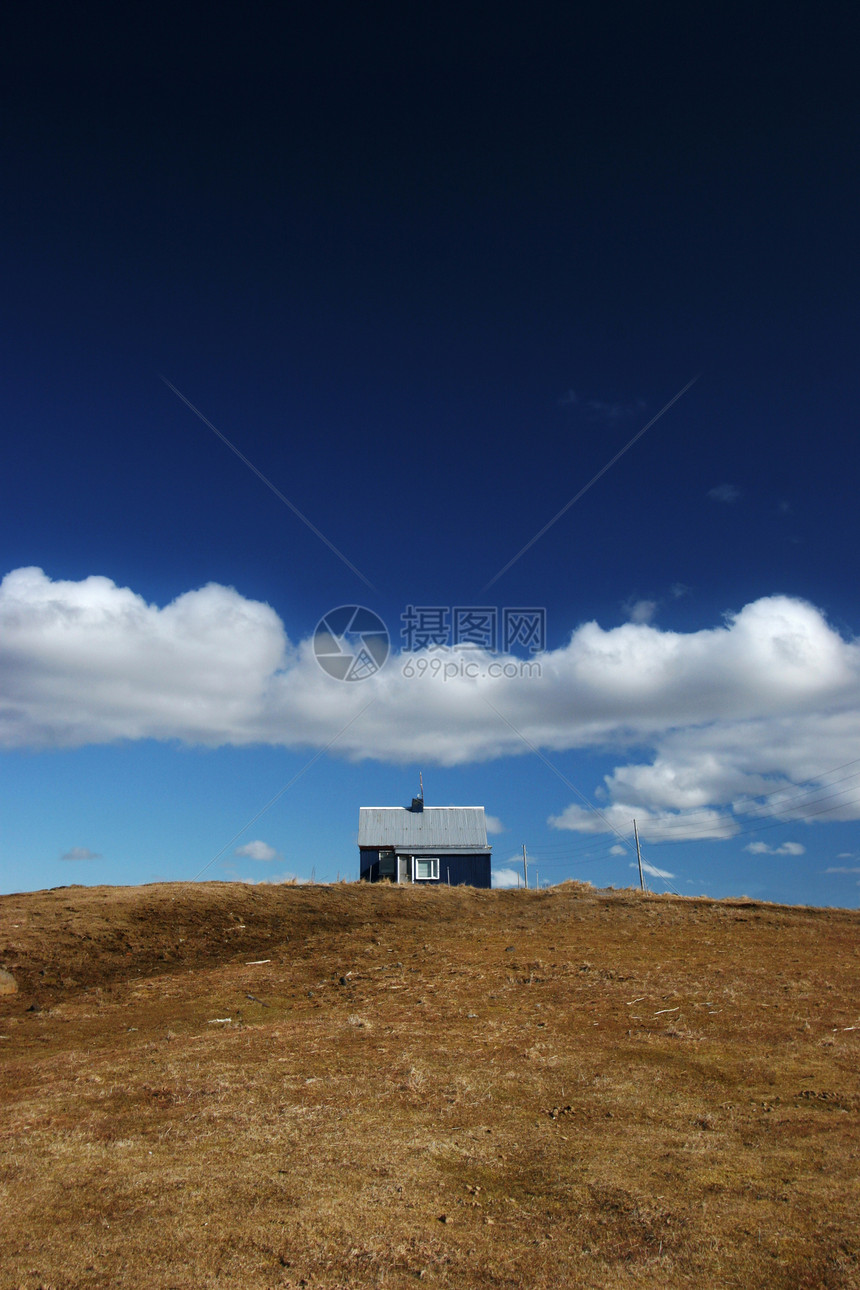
left=358, top=806, right=491, bottom=852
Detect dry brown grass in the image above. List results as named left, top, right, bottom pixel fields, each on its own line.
left=1, top=880, right=859, bottom=1289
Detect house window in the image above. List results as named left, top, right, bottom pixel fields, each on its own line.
left=413, top=857, right=439, bottom=881
left=378, top=850, right=395, bottom=878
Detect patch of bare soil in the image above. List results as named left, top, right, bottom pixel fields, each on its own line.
left=1, top=881, right=859, bottom=1288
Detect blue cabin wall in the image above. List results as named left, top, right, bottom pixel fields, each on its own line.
left=437, top=854, right=491, bottom=888
left=360, top=849, right=380, bottom=881
left=359, top=849, right=490, bottom=888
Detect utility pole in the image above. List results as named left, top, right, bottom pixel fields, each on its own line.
left=633, top=819, right=645, bottom=891
left=522, top=843, right=528, bottom=891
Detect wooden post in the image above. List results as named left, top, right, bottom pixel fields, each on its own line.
left=633, top=819, right=644, bottom=891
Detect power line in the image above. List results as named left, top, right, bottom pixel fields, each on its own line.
left=651, top=772, right=860, bottom=834
left=587, top=757, right=860, bottom=835
left=636, top=778, right=860, bottom=842
left=518, top=755, right=860, bottom=867
left=507, top=752, right=860, bottom=895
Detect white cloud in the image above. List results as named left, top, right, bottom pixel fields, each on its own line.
left=708, top=484, right=741, bottom=503
left=492, top=867, right=522, bottom=889
left=744, top=841, right=806, bottom=856
left=60, top=846, right=101, bottom=861
left=826, top=865, right=860, bottom=874
left=584, top=397, right=645, bottom=421
left=625, top=598, right=658, bottom=625
left=3, top=570, right=860, bottom=844
left=242, top=870, right=310, bottom=885
left=0, top=567, right=287, bottom=749
left=235, top=840, right=280, bottom=862
left=484, top=814, right=505, bottom=835
left=609, top=844, right=626, bottom=855
left=557, top=390, right=645, bottom=419
left=551, top=801, right=737, bottom=843
left=631, top=860, right=675, bottom=879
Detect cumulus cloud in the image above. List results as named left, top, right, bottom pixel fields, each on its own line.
left=234, top=840, right=280, bottom=862
left=556, top=390, right=645, bottom=419
left=744, top=841, right=806, bottom=856
left=624, top=598, right=658, bottom=624
left=0, top=567, right=287, bottom=749
left=492, top=867, right=522, bottom=889
left=3, top=569, right=860, bottom=844
left=708, top=484, right=741, bottom=503
left=250, top=871, right=309, bottom=885
left=584, top=397, right=646, bottom=421
left=551, top=801, right=737, bottom=843
left=60, top=847, right=101, bottom=861
left=222, top=867, right=309, bottom=885
left=631, top=860, right=675, bottom=879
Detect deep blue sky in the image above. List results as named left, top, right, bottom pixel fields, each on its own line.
left=2, top=5, right=859, bottom=903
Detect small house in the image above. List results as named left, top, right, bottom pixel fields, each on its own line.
left=358, top=796, right=492, bottom=887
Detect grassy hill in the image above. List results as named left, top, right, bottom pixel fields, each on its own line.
left=1, top=881, right=859, bottom=1289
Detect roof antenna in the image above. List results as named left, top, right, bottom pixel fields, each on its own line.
left=419, top=771, right=424, bottom=802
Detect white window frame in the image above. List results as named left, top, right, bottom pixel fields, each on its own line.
left=412, top=855, right=439, bottom=881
